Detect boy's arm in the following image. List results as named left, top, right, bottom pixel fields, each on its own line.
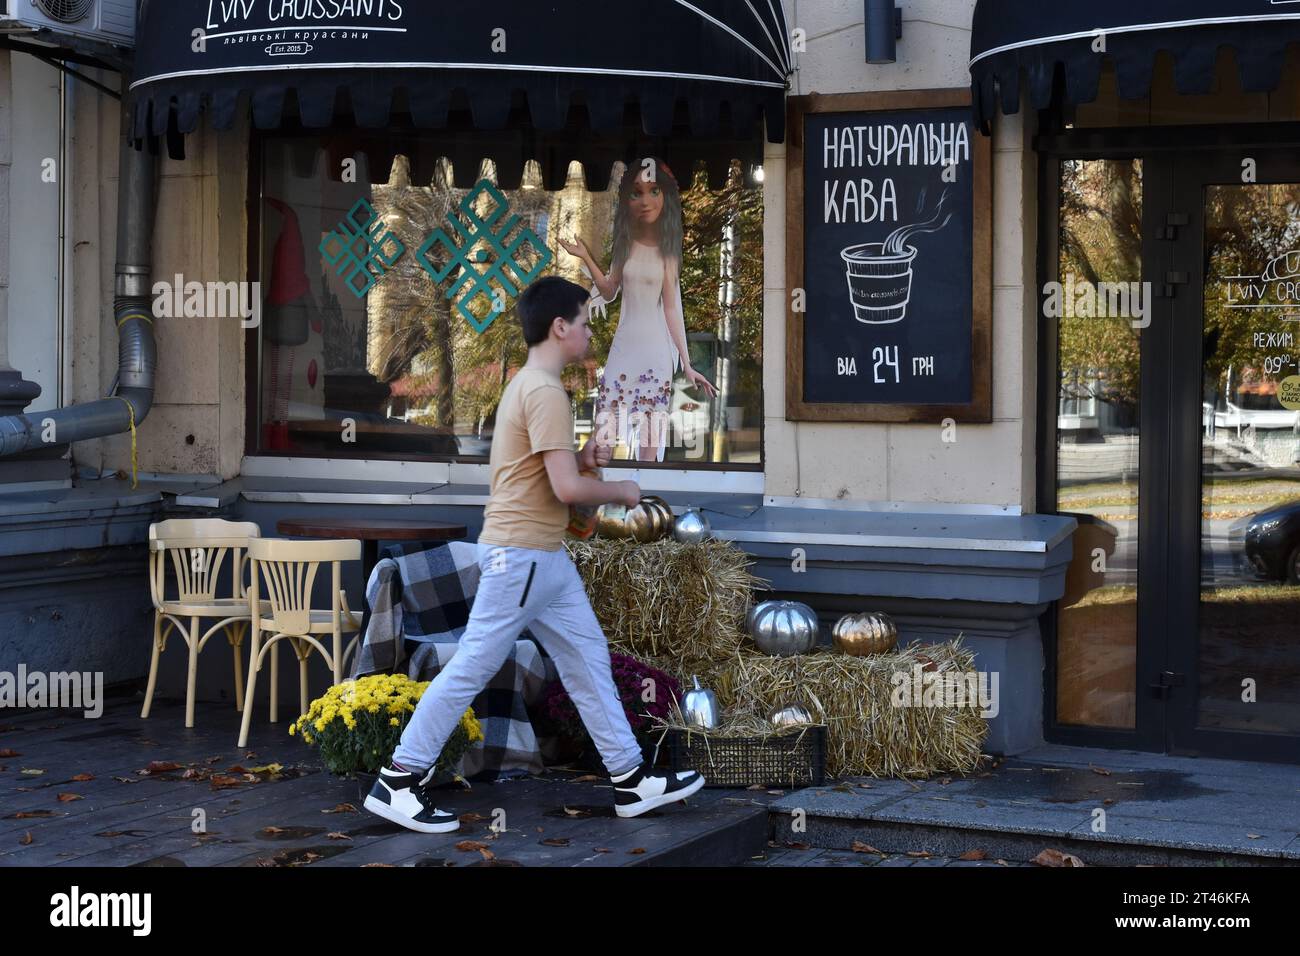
left=543, top=450, right=639, bottom=507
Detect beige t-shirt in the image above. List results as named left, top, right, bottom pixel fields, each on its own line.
left=478, top=367, right=575, bottom=551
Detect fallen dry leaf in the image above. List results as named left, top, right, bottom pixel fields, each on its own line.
left=593, top=847, right=612, bottom=854
left=477, top=847, right=495, bottom=862
left=562, top=806, right=582, bottom=817
left=958, top=849, right=987, bottom=861
left=746, top=784, right=767, bottom=791
left=455, top=840, right=490, bottom=852
left=249, top=764, right=283, bottom=776
left=995, top=859, right=1009, bottom=866
left=540, top=837, right=571, bottom=847
left=782, top=841, right=810, bottom=850
left=20, top=769, right=44, bottom=776
left=326, top=832, right=352, bottom=841
left=1034, top=848, right=1085, bottom=867
left=322, top=803, right=358, bottom=814
left=209, top=775, right=244, bottom=790
left=572, top=775, right=603, bottom=783
left=142, top=761, right=182, bottom=774
left=1247, top=833, right=1262, bottom=840
left=11, top=810, right=57, bottom=819
left=459, top=813, right=489, bottom=824
left=628, top=848, right=647, bottom=855
left=0, top=749, right=20, bottom=758
left=56, top=793, right=82, bottom=803
left=906, top=850, right=933, bottom=858
left=262, top=826, right=286, bottom=835
left=19, top=832, right=33, bottom=845
left=69, top=773, right=94, bottom=782
left=111, top=776, right=138, bottom=784
left=362, top=863, right=395, bottom=868
left=1090, top=766, right=1112, bottom=777
left=181, top=769, right=208, bottom=781
left=850, top=840, right=884, bottom=855
left=939, top=777, right=952, bottom=785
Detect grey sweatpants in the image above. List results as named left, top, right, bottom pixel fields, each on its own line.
left=391, top=541, right=645, bottom=778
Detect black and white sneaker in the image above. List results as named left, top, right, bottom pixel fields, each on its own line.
left=610, top=762, right=706, bottom=818
left=363, top=764, right=460, bottom=834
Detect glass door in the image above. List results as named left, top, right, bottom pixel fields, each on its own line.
left=1167, top=154, right=1300, bottom=760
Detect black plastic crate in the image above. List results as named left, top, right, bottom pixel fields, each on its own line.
left=661, top=725, right=826, bottom=788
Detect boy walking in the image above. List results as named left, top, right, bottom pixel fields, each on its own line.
left=364, top=276, right=705, bottom=833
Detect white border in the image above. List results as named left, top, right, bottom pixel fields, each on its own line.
left=130, top=60, right=789, bottom=92
left=969, top=14, right=1300, bottom=67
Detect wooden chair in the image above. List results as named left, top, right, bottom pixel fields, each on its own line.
left=238, top=537, right=362, bottom=748
left=144, top=519, right=264, bottom=727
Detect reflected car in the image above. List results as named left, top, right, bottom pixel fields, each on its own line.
left=1230, top=502, right=1300, bottom=583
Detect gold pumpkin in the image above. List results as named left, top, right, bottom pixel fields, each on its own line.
left=832, top=611, right=898, bottom=656
left=597, top=495, right=675, bottom=542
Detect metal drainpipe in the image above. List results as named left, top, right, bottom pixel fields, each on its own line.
left=0, top=106, right=157, bottom=457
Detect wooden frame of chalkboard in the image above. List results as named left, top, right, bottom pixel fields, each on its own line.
left=785, top=89, right=992, bottom=423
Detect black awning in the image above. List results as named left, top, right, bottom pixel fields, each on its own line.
left=970, top=1, right=1300, bottom=130
left=129, top=1, right=791, bottom=168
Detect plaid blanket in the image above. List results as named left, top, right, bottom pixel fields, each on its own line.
left=350, top=541, right=558, bottom=781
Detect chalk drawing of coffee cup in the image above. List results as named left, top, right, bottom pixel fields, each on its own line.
left=839, top=187, right=953, bottom=327
left=841, top=243, right=917, bottom=324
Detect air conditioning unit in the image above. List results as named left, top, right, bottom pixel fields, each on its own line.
left=1, top=0, right=135, bottom=47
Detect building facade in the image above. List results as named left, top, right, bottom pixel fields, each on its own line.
left=1, top=1, right=1296, bottom=763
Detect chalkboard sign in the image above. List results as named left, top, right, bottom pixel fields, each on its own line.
left=786, top=90, right=991, bottom=422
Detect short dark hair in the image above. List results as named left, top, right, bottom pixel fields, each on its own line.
left=516, top=276, right=590, bottom=346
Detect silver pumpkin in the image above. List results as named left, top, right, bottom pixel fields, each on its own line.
left=680, top=676, right=720, bottom=730
left=769, top=704, right=813, bottom=729
left=747, top=600, right=820, bottom=656
left=672, top=507, right=711, bottom=544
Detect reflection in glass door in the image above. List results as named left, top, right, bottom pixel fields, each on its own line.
left=1199, top=184, right=1300, bottom=736
left=1052, top=159, right=1143, bottom=730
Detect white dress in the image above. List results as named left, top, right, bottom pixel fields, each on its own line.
left=595, top=241, right=683, bottom=462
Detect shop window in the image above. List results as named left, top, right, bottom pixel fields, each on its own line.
left=252, top=138, right=763, bottom=467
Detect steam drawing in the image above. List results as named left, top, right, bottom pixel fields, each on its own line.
left=840, top=188, right=953, bottom=325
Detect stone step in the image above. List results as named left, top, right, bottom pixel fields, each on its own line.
left=764, top=809, right=1298, bottom=867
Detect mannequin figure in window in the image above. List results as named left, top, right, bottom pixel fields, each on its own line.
left=560, top=158, right=717, bottom=462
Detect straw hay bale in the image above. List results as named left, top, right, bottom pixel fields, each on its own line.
left=567, top=537, right=765, bottom=678
left=697, top=641, right=989, bottom=778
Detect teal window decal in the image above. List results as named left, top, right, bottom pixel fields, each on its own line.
left=416, top=180, right=553, bottom=334
left=319, top=198, right=406, bottom=299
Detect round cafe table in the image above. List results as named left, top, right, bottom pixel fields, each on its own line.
left=275, top=517, right=469, bottom=586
